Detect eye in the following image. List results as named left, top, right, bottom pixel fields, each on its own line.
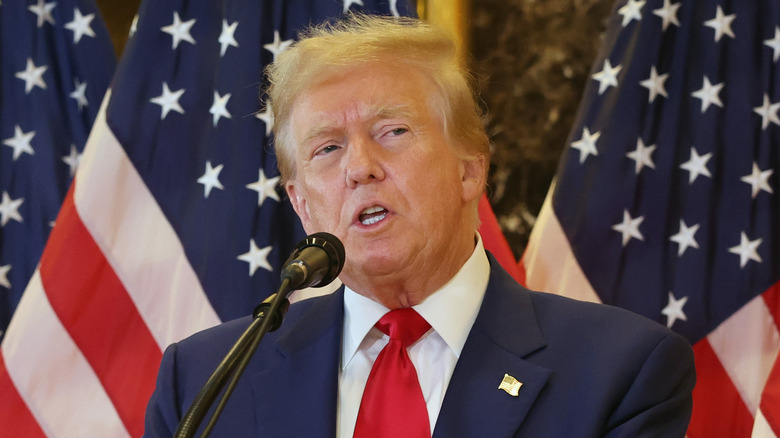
left=315, top=144, right=341, bottom=156
left=390, top=127, right=408, bottom=136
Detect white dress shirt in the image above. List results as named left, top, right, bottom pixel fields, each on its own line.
left=337, top=235, right=490, bottom=437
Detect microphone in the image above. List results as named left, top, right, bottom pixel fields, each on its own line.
left=280, top=232, right=345, bottom=291
left=175, top=232, right=345, bottom=438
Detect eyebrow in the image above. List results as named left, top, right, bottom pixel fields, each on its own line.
left=299, top=102, right=423, bottom=146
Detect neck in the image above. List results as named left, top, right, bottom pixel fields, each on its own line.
left=343, top=233, right=477, bottom=309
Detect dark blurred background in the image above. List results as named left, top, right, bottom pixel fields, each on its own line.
left=94, top=0, right=614, bottom=259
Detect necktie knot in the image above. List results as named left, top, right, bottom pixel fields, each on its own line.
left=375, top=308, right=430, bottom=348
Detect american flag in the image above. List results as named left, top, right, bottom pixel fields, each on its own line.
left=0, top=0, right=116, bottom=340
left=522, top=0, right=780, bottom=436
left=0, top=0, right=518, bottom=436
left=0, top=0, right=117, bottom=433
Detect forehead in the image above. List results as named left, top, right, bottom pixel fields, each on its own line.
left=289, top=62, right=438, bottom=136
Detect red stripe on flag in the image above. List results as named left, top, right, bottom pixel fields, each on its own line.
left=0, top=354, right=46, bottom=437
left=477, top=194, right=522, bottom=283
left=759, top=354, right=780, bottom=435
left=760, top=281, right=780, bottom=434
left=39, top=187, right=162, bottom=438
left=688, top=339, right=754, bottom=438
left=761, top=282, right=780, bottom=332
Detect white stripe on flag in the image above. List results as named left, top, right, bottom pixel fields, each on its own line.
left=522, top=185, right=602, bottom=303
left=708, top=295, right=780, bottom=415
left=2, top=271, right=129, bottom=438
left=75, top=94, right=222, bottom=349
left=752, top=407, right=777, bottom=438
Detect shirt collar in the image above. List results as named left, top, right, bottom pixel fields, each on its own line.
left=341, top=234, right=490, bottom=369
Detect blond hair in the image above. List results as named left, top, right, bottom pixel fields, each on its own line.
left=264, top=14, right=489, bottom=184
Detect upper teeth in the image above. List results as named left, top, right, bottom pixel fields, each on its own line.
left=362, top=206, right=384, bottom=215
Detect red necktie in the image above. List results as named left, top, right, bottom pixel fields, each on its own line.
left=353, top=308, right=432, bottom=438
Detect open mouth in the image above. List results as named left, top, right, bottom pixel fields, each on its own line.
left=359, top=206, right=388, bottom=225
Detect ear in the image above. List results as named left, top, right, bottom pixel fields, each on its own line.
left=285, top=181, right=313, bottom=231
left=460, top=153, right=487, bottom=203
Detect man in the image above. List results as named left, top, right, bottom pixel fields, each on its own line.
left=144, top=15, right=695, bottom=437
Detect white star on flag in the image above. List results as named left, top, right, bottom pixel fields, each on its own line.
left=263, top=30, right=293, bottom=62
left=679, top=147, right=712, bottom=184
left=691, top=76, right=724, bottom=113
left=639, top=65, right=669, bottom=103
left=237, top=239, right=273, bottom=276
left=62, top=145, right=81, bottom=177
left=626, top=138, right=656, bottom=174
left=161, top=12, right=197, bottom=50
left=70, top=78, right=89, bottom=112
left=343, top=0, right=365, bottom=14
left=753, top=94, right=780, bottom=130
left=0, top=192, right=24, bottom=227
left=669, top=220, right=700, bottom=257
left=246, top=170, right=280, bottom=207
left=728, top=232, right=763, bottom=268
left=209, top=91, right=232, bottom=126
left=612, top=209, right=645, bottom=247
left=256, top=104, right=274, bottom=137
left=15, top=58, right=48, bottom=94
left=765, top=27, right=780, bottom=62
left=661, top=292, right=688, bottom=328
left=150, top=82, right=186, bottom=120
left=0, top=265, right=10, bottom=289
left=571, top=127, right=600, bottom=164
left=3, top=125, right=36, bottom=161
left=704, top=6, right=736, bottom=43
left=592, top=59, right=622, bottom=95
left=65, top=8, right=96, bottom=44
left=653, top=0, right=681, bottom=31
left=740, top=162, right=774, bottom=199
left=618, top=0, right=645, bottom=27
left=28, top=0, right=56, bottom=28
left=219, top=20, right=239, bottom=57
left=197, top=161, right=224, bottom=198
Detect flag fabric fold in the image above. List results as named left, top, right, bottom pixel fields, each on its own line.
left=522, top=0, right=780, bottom=435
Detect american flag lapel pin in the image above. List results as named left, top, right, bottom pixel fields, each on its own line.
left=498, top=373, right=523, bottom=397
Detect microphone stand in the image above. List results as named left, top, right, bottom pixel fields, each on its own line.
left=174, top=279, right=293, bottom=438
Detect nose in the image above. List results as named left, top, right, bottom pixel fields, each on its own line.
left=344, top=137, right=385, bottom=188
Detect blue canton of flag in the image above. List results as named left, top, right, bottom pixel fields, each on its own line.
left=0, top=0, right=116, bottom=337
left=554, top=0, right=779, bottom=344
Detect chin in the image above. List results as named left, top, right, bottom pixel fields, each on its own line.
left=346, top=249, right=408, bottom=278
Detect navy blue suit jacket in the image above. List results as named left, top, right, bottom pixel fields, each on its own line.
left=144, top=254, right=695, bottom=437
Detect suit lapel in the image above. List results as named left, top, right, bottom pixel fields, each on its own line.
left=249, top=289, right=345, bottom=438
left=434, top=256, right=551, bottom=437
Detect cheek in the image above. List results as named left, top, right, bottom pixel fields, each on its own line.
left=303, top=185, right=344, bottom=227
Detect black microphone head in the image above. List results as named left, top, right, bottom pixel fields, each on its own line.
left=300, top=232, right=345, bottom=286
left=281, top=232, right=345, bottom=290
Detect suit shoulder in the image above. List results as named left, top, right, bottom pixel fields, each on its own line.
left=527, top=289, right=688, bottom=349
left=174, top=293, right=330, bottom=353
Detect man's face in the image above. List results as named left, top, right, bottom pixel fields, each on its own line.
left=284, top=61, right=484, bottom=296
